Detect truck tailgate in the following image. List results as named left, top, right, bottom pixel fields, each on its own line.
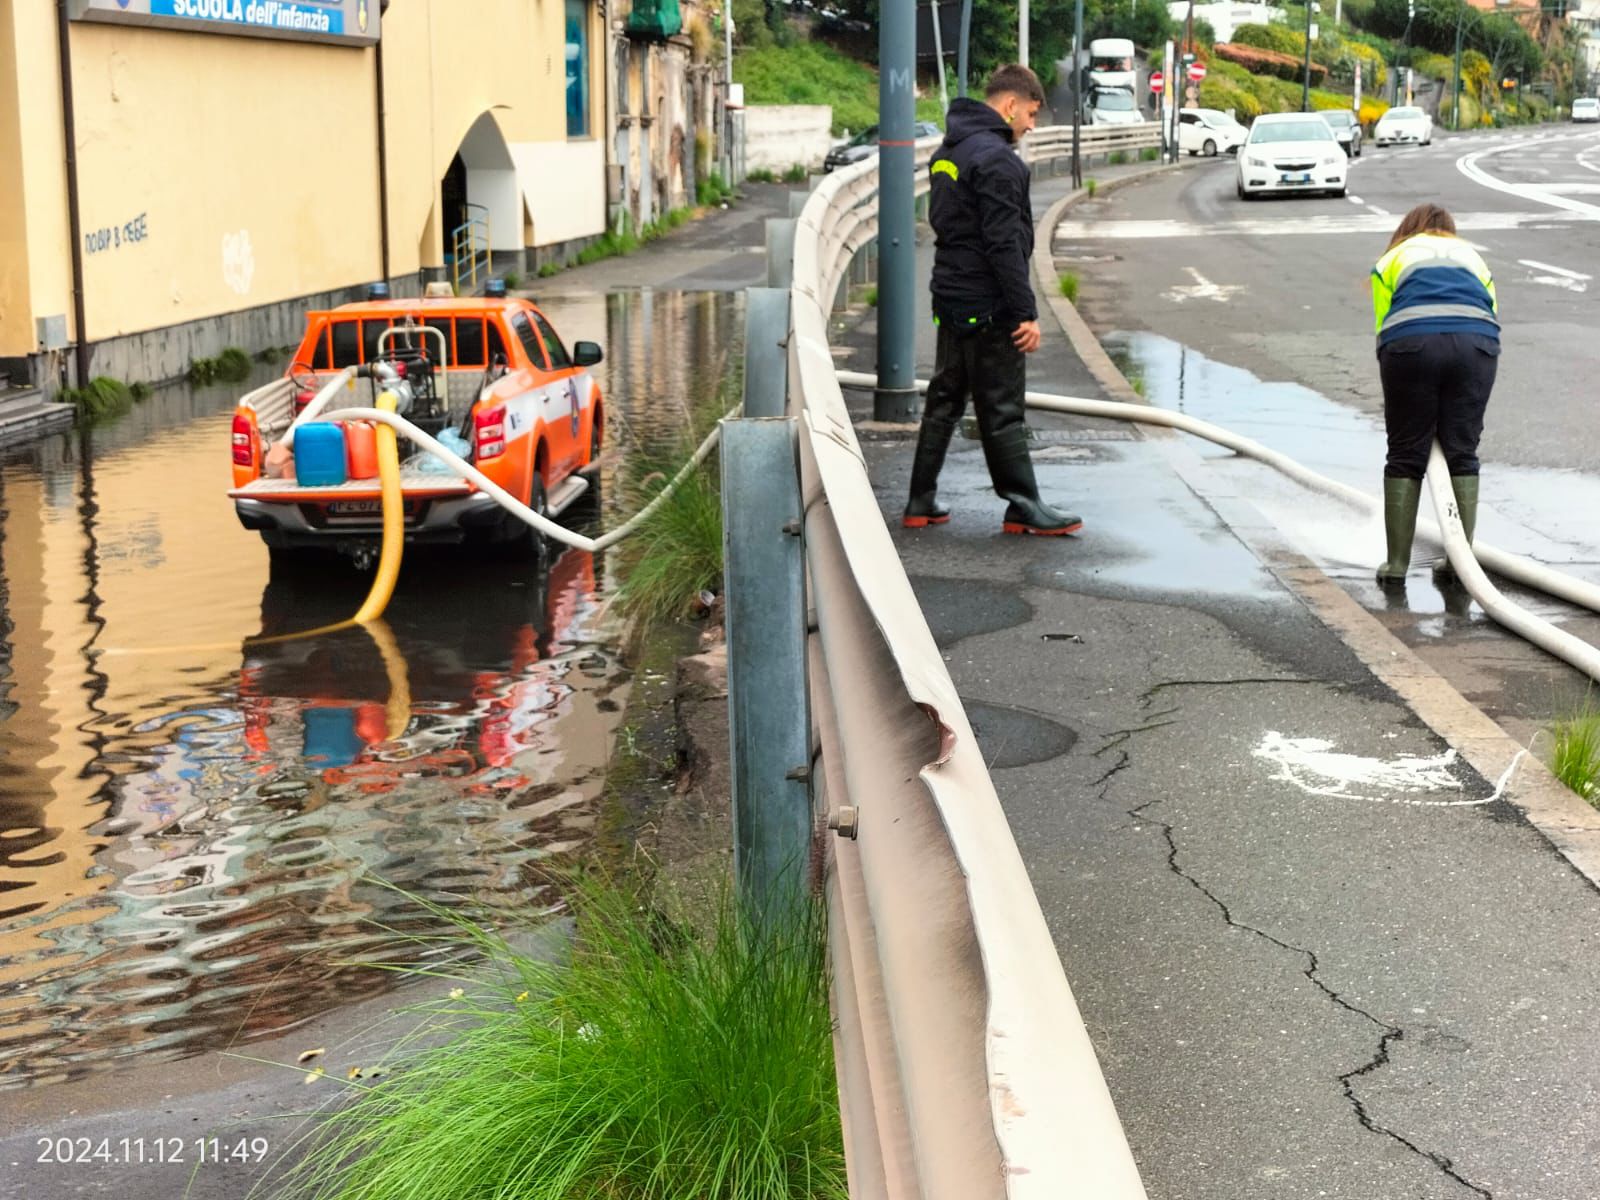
left=229, top=467, right=474, bottom=503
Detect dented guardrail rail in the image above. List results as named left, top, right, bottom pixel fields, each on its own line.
left=772, top=134, right=1151, bottom=1197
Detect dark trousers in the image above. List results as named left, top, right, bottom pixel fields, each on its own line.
left=1377, top=332, right=1499, bottom=479
left=921, top=321, right=1026, bottom=448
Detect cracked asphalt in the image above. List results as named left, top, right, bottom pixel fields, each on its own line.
left=836, top=170, right=1600, bottom=1199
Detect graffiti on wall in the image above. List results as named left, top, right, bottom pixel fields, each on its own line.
left=84, top=213, right=150, bottom=256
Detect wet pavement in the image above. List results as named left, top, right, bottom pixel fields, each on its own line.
left=0, top=287, right=743, bottom=1095
left=834, top=166, right=1600, bottom=1199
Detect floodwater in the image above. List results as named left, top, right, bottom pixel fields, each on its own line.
left=0, top=288, right=741, bottom=1089
left=1105, top=330, right=1600, bottom=608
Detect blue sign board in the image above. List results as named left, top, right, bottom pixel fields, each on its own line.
left=69, top=0, right=378, bottom=47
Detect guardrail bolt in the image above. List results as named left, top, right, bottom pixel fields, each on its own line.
left=828, top=805, right=860, bottom=839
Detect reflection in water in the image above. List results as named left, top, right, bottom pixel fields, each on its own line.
left=0, top=289, right=742, bottom=1089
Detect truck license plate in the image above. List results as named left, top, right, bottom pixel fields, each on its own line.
left=328, top=500, right=382, bottom=515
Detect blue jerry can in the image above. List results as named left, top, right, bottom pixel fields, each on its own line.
left=296, top=422, right=349, bottom=487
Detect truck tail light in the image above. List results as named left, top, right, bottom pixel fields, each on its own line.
left=232, top=412, right=258, bottom=467
left=474, top=403, right=506, bottom=461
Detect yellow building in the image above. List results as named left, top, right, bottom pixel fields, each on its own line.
left=0, top=0, right=620, bottom=396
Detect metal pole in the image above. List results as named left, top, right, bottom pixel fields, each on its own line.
left=721, top=418, right=811, bottom=921
left=1302, top=0, right=1314, bottom=111
left=1453, top=15, right=1465, bottom=130
left=723, top=0, right=734, bottom=183
left=958, top=0, right=971, bottom=97
left=930, top=0, right=949, bottom=115
left=743, top=289, right=792, bottom=418
left=1020, top=0, right=1029, bottom=68
left=875, top=0, right=918, bottom=421
left=1071, top=0, right=1083, bottom=187
left=55, top=0, right=91, bottom=388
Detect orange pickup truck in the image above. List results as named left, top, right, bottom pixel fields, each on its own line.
left=229, top=291, right=603, bottom=562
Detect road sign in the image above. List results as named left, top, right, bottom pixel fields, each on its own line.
left=1149, top=69, right=1164, bottom=91
left=1187, top=62, right=1207, bottom=82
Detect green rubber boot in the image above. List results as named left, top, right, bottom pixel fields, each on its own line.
left=1376, top=476, right=1422, bottom=586
left=1433, top=474, right=1480, bottom=581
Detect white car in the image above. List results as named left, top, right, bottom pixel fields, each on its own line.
left=1086, top=87, right=1145, bottom=127
left=1180, top=108, right=1247, bottom=156
left=1573, top=97, right=1600, bottom=123
left=1373, top=105, right=1432, bottom=146
left=1236, top=112, right=1349, bottom=200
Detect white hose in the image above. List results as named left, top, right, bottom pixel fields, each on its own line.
left=1425, top=443, right=1600, bottom=680
left=834, top=368, right=1600, bottom=683
left=302, top=402, right=736, bottom=554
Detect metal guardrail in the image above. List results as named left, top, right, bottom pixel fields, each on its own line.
left=745, top=129, right=1150, bottom=1197
left=1025, top=121, right=1165, bottom=164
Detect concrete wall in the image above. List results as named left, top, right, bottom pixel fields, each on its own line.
left=743, top=105, right=832, bottom=174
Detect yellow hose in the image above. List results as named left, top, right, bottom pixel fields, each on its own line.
left=243, top=388, right=405, bottom=647
left=352, top=391, right=404, bottom=625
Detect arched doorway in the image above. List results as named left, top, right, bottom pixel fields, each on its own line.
left=430, top=111, right=521, bottom=291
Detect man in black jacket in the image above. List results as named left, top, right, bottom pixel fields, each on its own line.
left=903, top=64, right=1082, bottom=536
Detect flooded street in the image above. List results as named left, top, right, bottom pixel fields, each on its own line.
left=1105, top=329, right=1600, bottom=736
left=0, top=288, right=741, bottom=1090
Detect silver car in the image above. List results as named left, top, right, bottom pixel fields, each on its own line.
left=1319, top=108, right=1363, bottom=157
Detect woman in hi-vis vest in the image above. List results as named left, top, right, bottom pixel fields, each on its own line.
left=1369, top=203, right=1500, bottom=589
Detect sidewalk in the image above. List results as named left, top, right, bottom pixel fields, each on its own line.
left=837, top=169, right=1600, bottom=1200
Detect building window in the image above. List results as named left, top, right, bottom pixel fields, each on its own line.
left=566, top=0, right=589, bottom=138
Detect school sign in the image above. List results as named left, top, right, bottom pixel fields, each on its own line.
left=69, top=0, right=379, bottom=47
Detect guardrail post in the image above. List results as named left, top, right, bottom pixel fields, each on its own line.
left=766, top=218, right=797, bottom=289
left=721, top=417, right=811, bottom=920
left=742, top=288, right=791, bottom=419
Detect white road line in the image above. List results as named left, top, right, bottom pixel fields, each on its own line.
left=1457, top=143, right=1600, bottom=220
left=1518, top=258, right=1591, bottom=280
left=1347, top=194, right=1364, bottom=205
left=1054, top=210, right=1577, bottom=241
left=1367, top=204, right=1392, bottom=217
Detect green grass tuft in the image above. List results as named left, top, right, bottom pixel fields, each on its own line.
left=1058, top=272, right=1079, bottom=304
left=747, top=167, right=779, bottom=183
left=698, top=172, right=736, bottom=207
left=190, top=346, right=253, bottom=385
left=274, top=881, right=844, bottom=1200
left=1108, top=150, right=1129, bottom=165
left=612, top=434, right=725, bottom=632
left=1084, top=177, right=1098, bottom=197
left=1139, top=146, right=1161, bottom=162
left=60, top=375, right=144, bottom=423
left=864, top=286, right=879, bottom=307
left=783, top=163, right=809, bottom=184
left=1552, top=706, right=1600, bottom=805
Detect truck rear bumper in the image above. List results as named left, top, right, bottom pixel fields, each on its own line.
left=236, top=492, right=504, bottom=549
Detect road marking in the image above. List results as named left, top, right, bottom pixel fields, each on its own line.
left=1518, top=258, right=1591, bottom=280
left=1347, top=194, right=1364, bottom=205
left=1163, top=266, right=1243, bottom=302
left=1458, top=139, right=1600, bottom=220
left=1054, top=210, right=1582, bottom=241
left=1518, top=258, right=1591, bottom=291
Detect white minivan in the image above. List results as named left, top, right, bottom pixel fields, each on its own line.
left=1179, top=108, right=1247, bottom=156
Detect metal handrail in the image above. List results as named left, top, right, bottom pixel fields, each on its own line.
left=784, top=129, right=1151, bottom=1197
left=450, top=203, right=492, bottom=295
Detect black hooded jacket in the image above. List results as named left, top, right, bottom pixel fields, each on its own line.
left=928, top=97, right=1036, bottom=328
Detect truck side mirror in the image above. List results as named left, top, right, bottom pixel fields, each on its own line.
left=573, top=341, right=604, bottom=368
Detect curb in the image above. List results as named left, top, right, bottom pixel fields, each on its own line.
left=1030, top=172, right=1600, bottom=892
left=1031, top=164, right=1176, bottom=409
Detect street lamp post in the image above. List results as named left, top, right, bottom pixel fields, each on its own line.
left=1301, top=0, right=1317, bottom=110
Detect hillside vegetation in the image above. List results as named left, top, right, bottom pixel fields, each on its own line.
left=735, top=41, right=945, bottom=135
